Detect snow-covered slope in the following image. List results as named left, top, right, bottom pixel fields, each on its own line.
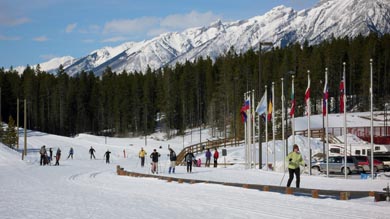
left=15, top=0, right=390, bottom=75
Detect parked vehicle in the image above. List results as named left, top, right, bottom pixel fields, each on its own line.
left=373, top=155, right=390, bottom=171
left=352, top=156, right=384, bottom=172
left=311, top=156, right=362, bottom=175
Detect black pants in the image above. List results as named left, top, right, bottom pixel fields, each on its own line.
left=90, top=153, right=95, bottom=159
left=40, top=155, right=45, bottom=165
left=140, top=157, right=145, bottom=167
left=187, top=161, right=193, bottom=173
left=214, top=158, right=218, bottom=167
left=287, top=168, right=300, bottom=188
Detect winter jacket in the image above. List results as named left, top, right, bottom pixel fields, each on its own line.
left=40, top=146, right=46, bottom=155
left=213, top=151, right=219, bottom=159
left=286, top=151, right=305, bottom=169
left=185, top=153, right=195, bottom=162
left=205, top=150, right=211, bottom=158
left=150, top=152, right=160, bottom=162
left=139, top=150, right=146, bottom=158
left=170, top=151, right=177, bottom=161
left=56, top=149, right=61, bottom=159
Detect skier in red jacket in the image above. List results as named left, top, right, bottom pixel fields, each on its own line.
left=213, top=148, right=219, bottom=167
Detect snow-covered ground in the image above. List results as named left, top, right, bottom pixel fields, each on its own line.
left=1, top=112, right=390, bottom=218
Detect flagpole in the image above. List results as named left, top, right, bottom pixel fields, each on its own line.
left=307, top=70, right=311, bottom=176
left=325, top=68, right=329, bottom=177
left=272, top=82, right=275, bottom=171
left=370, top=59, right=374, bottom=179
left=258, top=100, right=262, bottom=169
left=265, top=85, right=268, bottom=170
left=247, top=91, right=252, bottom=168
left=257, top=114, right=261, bottom=169
left=244, top=92, right=248, bottom=169
left=343, top=62, right=347, bottom=179
left=292, top=75, right=295, bottom=146
left=252, top=90, right=256, bottom=168
left=281, top=78, right=285, bottom=171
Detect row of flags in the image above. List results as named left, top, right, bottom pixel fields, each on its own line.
left=241, top=78, right=345, bottom=123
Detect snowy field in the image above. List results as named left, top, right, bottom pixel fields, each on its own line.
left=1, top=112, right=390, bottom=219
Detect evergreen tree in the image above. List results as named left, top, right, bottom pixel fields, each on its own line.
left=3, top=116, right=17, bottom=148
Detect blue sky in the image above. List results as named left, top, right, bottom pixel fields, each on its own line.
left=0, top=0, right=318, bottom=68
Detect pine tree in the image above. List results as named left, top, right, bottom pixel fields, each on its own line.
left=3, top=116, right=17, bottom=148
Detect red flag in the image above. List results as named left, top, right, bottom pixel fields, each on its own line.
left=240, top=107, right=247, bottom=123
left=323, top=81, right=328, bottom=116
left=340, top=79, right=344, bottom=113
left=305, top=76, right=310, bottom=115
left=289, top=85, right=295, bottom=117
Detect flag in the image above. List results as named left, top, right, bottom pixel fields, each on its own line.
left=305, top=76, right=310, bottom=115
left=240, top=97, right=250, bottom=123
left=243, top=97, right=250, bottom=111
left=267, top=100, right=272, bottom=121
left=339, top=79, right=344, bottom=113
left=323, top=80, right=328, bottom=116
left=256, top=93, right=267, bottom=115
left=289, top=85, right=295, bottom=117
left=240, top=107, right=247, bottom=123
left=305, top=77, right=310, bottom=105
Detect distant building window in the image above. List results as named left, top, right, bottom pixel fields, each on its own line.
left=330, top=148, right=340, bottom=154
left=355, top=150, right=360, bottom=155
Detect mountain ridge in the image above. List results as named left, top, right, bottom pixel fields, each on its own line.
left=13, top=0, right=390, bottom=75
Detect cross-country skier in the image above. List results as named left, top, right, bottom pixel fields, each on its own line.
left=205, top=148, right=211, bottom=167
left=139, top=147, right=147, bottom=167
left=286, top=144, right=306, bottom=188
left=55, top=148, right=61, bottom=166
left=168, top=148, right=177, bottom=174
left=213, top=148, right=219, bottom=167
left=39, top=145, right=47, bottom=166
left=184, top=149, right=195, bottom=173
left=150, top=149, right=160, bottom=174
left=89, top=146, right=96, bottom=159
left=67, top=147, right=74, bottom=159
left=104, top=150, right=111, bottom=164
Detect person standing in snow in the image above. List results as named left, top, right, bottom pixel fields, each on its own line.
left=55, top=148, right=61, bottom=166
left=286, top=144, right=306, bottom=188
left=49, top=148, right=53, bottom=164
left=104, top=150, right=111, bottom=164
left=205, top=148, right=212, bottom=167
left=138, top=147, right=147, bottom=167
left=39, top=145, right=47, bottom=166
left=67, top=147, right=74, bottom=159
left=213, top=148, right=219, bottom=168
left=168, top=148, right=177, bottom=174
left=184, top=149, right=195, bottom=173
left=89, top=146, right=96, bottom=159
left=150, top=149, right=160, bottom=174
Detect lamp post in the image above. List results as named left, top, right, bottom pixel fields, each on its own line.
left=258, top=41, right=273, bottom=169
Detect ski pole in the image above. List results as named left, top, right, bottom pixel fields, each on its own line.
left=279, top=168, right=287, bottom=186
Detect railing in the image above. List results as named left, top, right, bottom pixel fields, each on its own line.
left=175, top=138, right=243, bottom=165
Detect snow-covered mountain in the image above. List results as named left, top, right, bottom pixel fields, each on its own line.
left=18, top=0, right=390, bottom=75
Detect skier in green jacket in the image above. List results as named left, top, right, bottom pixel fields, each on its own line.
left=286, top=144, right=306, bottom=188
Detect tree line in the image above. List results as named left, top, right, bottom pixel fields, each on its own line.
left=0, top=33, right=389, bottom=143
